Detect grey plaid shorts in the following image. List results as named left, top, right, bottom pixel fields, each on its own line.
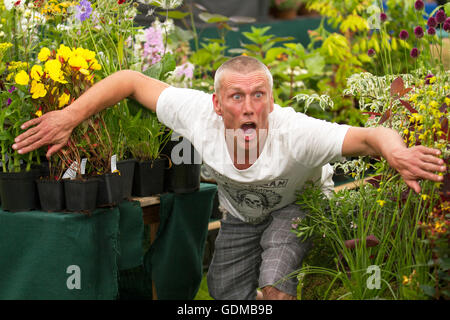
left=206, top=204, right=312, bottom=300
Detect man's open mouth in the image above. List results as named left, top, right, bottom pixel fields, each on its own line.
left=239, top=122, right=257, bottom=142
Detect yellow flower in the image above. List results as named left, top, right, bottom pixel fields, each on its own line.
left=56, top=44, right=72, bottom=63
left=402, top=275, right=410, bottom=285
left=429, top=100, right=439, bottom=109
left=30, top=65, right=43, bottom=81
left=428, top=76, right=436, bottom=84
left=30, top=80, right=47, bottom=99
left=410, top=114, right=423, bottom=124
left=445, top=97, right=450, bottom=106
left=58, top=92, right=70, bottom=108
left=44, top=59, right=67, bottom=84
left=421, top=194, right=429, bottom=201
left=35, top=109, right=42, bottom=117
left=68, top=54, right=88, bottom=70
left=15, top=70, right=30, bottom=86
left=409, top=94, right=418, bottom=103
left=79, top=68, right=90, bottom=76
left=403, top=129, right=409, bottom=135
left=38, top=47, right=52, bottom=62
left=376, top=200, right=386, bottom=207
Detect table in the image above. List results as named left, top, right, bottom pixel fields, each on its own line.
left=0, top=183, right=218, bottom=300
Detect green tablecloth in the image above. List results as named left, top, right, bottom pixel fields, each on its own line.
left=0, top=201, right=143, bottom=300
left=145, top=183, right=217, bottom=300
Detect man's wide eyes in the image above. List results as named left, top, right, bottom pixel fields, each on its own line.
left=255, top=92, right=263, bottom=98
left=232, top=94, right=241, bottom=100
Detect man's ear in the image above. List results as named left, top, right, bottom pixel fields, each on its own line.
left=269, top=93, right=274, bottom=113
left=212, top=93, right=222, bottom=116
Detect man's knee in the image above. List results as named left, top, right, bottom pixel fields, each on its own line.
left=261, top=286, right=296, bottom=300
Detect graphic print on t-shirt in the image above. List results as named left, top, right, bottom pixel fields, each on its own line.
left=209, top=168, right=287, bottom=222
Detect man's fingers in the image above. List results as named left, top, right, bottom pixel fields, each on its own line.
left=420, top=153, right=444, bottom=166
left=46, top=143, right=65, bottom=159
left=415, top=145, right=441, bottom=156
left=419, top=161, right=447, bottom=174
left=405, top=180, right=421, bottom=194
left=19, top=117, right=42, bottom=132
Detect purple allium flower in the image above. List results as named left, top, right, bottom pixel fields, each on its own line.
left=427, top=27, right=436, bottom=35
left=427, top=17, right=437, bottom=28
left=380, top=12, right=387, bottom=22
left=6, top=98, right=12, bottom=106
left=436, top=9, right=446, bottom=24
left=444, top=22, right=450, bottom=32
left=414, top=0, right=424, bottom=11
left=399, top=29, right=409, bottom=40
left=75, top=0, right=92, bottom=22
left=367, top=48, right=376, bottom=57
left=425, top=73, right=435, bottom=85
left=8, top=86, right=16, bottom=93
left=410, top=47, right=419, bottom=58
left=414, top=26, right=424, bottom=38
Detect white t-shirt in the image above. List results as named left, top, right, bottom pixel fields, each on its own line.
left=156, top=87, right=350, bottom=224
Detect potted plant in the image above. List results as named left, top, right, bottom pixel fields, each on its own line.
left=27, top=43, right=103, bottom=213
left=126, top=107, right=171, bottom=197
left=0, top=55, right=42, bottom=211
left=79, top=114, right=123, bottom=207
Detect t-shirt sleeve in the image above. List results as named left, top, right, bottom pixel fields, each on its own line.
left=286, top=110, right=350, bottom=168
left=156, top=86, right=213, bottom=140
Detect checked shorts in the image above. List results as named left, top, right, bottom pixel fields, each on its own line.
left=206, top=204, right=312, bottom=300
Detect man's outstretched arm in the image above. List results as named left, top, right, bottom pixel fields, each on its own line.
left=12, top=70, right=169, bottom=158
left=342, top=127, right=446, bottom=193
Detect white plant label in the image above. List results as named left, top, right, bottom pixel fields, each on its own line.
left=80, top=158, right=87, bottom=175
left=62, top=161, right=78, bottom=180
left=111, top=154, right=117, bottom=173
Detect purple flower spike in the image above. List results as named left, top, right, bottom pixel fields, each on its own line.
left=414, top=26, right=424, bottom=38
left=436, top=9, right=446, bottom=24
left=380, top=12, right=387, bottom=22
left=414, top=0, right=424, bottom=11
left=7, top=98, right=12, bottom=106
left=368, top=48, right=376, bottom=57
left=410, top=47, right=419, bottom=58
left=399, top=29, right=409, bottom=40
left=427, top=17, right=437, bottom=28
left=444, top=22, right=450, bottom=32
left=8, top=86, right=16, bottom=93
left=427, top=26, right=436, bottom=35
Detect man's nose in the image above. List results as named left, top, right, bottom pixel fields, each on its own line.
left=242, top=97, right=254, bottom=115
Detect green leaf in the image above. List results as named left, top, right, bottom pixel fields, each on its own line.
left=305, top=54, right=325, bottom=75
left=157, top=10, right=190, bottom=19
left=228, top=16, right=256, bottom=24
left=445, top=3, right=450, bottom=16
left=419, top=284, right=435, bottom=297
left=198, top=12, right=229, bottom=23
left=440, top=257, right=450, bottom=270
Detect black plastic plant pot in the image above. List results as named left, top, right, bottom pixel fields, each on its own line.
left=117, top=159, right=136, bottom=199
left=64, top=178, right=99, bottom=213
left=162, top=135, right=201, bottom=194
left=132, top=158, right=165, bottom=197
left=96, top=173, right=123, bottom=207
left=168, top=163, right=201, bottom=194
left=0, top=170, right=40, bottom=212
left=36, top=178, right=65, bottom=212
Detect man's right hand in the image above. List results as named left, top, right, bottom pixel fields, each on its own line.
left=12, top=108, right=75, bottom=159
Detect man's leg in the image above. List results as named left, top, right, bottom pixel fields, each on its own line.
left=207, top=213, right=270, bottom=300
left=259, top=204, right=312, bottom=300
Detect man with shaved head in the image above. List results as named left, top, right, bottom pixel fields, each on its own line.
left=13, top=55, right=446, bottom=300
